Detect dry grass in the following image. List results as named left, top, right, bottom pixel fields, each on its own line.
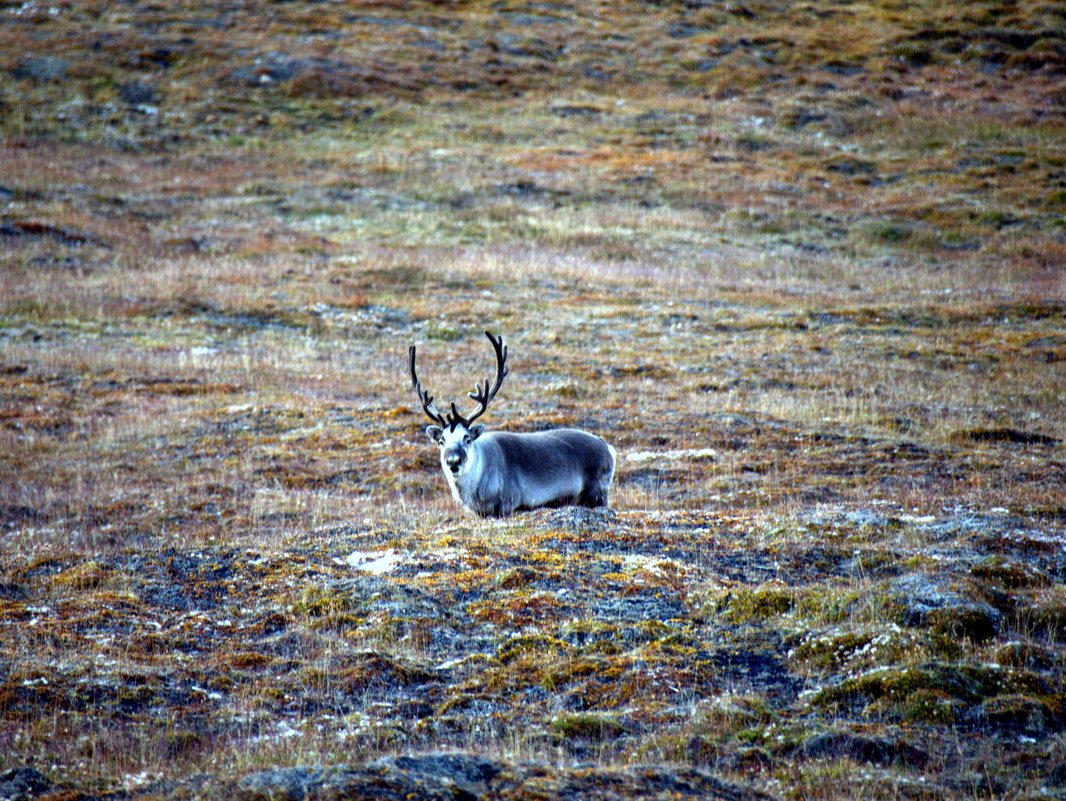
left=1, top=2, right=1065, bottom=799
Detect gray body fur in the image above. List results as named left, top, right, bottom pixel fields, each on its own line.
left=442, top=428, right=615, bottom=517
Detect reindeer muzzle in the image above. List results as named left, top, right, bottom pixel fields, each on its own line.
left=445, top=449, right=464, bottom=473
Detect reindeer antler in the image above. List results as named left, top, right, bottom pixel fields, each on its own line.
left=457, top=331, right=509, bottom=427
left=409, top=344, right=448, bottom=428
left=409, top=332, right=509, bottom=430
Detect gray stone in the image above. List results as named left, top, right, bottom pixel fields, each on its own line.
left=118, top=81, right=159, bottom=105
left=235, top=766, right=325, bottom=801
left=980, top=695, right=1058, bottom=736
left=11, top=57, right=69, bottom=82
left=891, top=573, right=1000, bottom=641
left=369, top=754, right=501, bottom=796
left=0, top=768, right=51, bottom=801
left=798, top=730, right=928, bottom=767
left=927, top=602, right=1001, bottom=642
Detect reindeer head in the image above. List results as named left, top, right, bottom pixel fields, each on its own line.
left=409, top=331, right=509, bottom=476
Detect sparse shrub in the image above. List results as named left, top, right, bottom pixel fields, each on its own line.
left=224, top=652, right=274, bottom=670
left=811, top=663, right=1000, bottom=714
left=496, top=634, right=572, bottom=665
left=901, top=688, right=957, bottom=724
left=338, top=652, right=433, bottom=691
left=864, top=220, right=913, bottom=244
left=557, top=620, right=626, bottom=655
left=550, top=712, right=626, bottom=744
left=694, top=693, right=776, bottom=735
left=51, top=560, right=112, bottom=590
left=976, top=209, right=1020, bottom=229
left=716, top=586, right=798, bottom=623
left=1030, top=594, right=1066, bottom=640
left=792, top=630, right=875, bottom=670
left=292, top=584, right=361, bottom=629
left=795, top=589, right=863, bottom=625
left=163, top=729, right=204, bottom=760
left=496, top=566, right=536, bottom=589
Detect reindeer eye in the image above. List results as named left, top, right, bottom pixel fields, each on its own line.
left=463, top=435, right=471, bottom=445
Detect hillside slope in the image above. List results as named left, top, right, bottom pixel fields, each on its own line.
left=1, top=2, right=1064, bottom=799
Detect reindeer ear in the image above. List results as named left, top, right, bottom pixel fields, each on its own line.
left=426, top=425, right=443, bottom=444
left=469, top=424, right=485, bottom=440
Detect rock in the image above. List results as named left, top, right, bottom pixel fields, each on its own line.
left=798, top=730, right=928, bottom=767
left=370, top=754, right=501, bottom=797
left=10, top=57, right=69, bottom=82
left=551, top=104, right=604, bottom=118
left=0, top=768, right=51, bottom=801
left=0, top=582, right=27, bottom=600
left=496, top=180, right=550, bottom=197
left=228, top=53, right=376, bottom=97
left=550, top=711, right=628, bottom=744
left=118, top=81, right=159, bottom=105
left=700, top=741, right=772, bottom=773
left=0, top=220, right=94, bottom=246
left=232, top=756, right=499, bottom=801
left=842, top=509, right=892, bottom=529
left=919, top=513, right=1005, bottom=542
left=235, top=766, right=325, bottom=801
left=1051, top=760, right=1066, bottom=788
left=971, top=556, right=1051, bottom=591
left=541, top=505, right=616, bottom=532
left=981, top=695, right=1058, bottom=736
left=926, top=603, right=1001, bottom=643
left=1032, top=597, right=1066, bottom=639
left=590, top=593, right=687, bottom=623
left=222, top=754, right=771, bottom=801
left=891, top=573, right=1001, bottom=641
left=507, top=763, right=776, bottom=801
left=949, top=427, right=1059, bottom=446
left=992, top=641, right=1056, bottom=671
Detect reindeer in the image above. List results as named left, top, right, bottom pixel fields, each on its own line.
left=409, top=331, right=616, bottom=517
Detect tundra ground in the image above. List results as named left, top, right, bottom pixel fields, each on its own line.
left=1, top=2, right=1064, bottom=799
